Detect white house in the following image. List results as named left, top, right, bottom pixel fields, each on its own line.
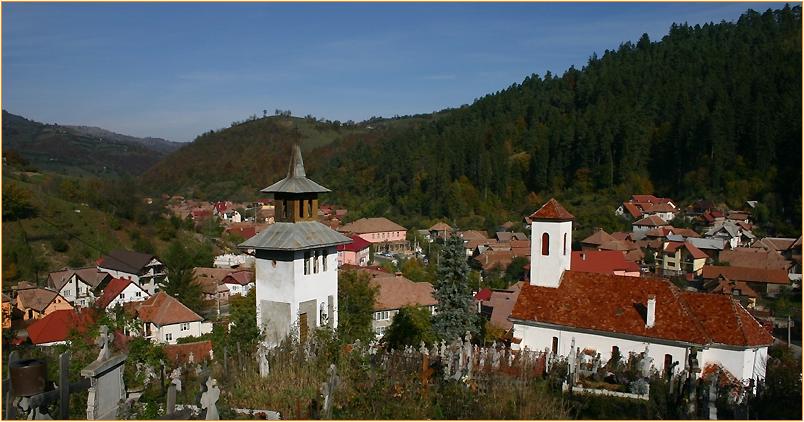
left=97, top=250, right=168, bottom=294
left=95, top=277, right=150, bottom=310
left=130, top=292, right=212, bottom=345
left=239, top=145, right=351, bottom=347
left=511, top=199, right=773, bottom=384
left=221, top=270, right=255, bottom=296
left=46, top=267, right=113, bottom=308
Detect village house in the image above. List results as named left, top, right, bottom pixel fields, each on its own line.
left=16, top=287, right=73, bottom=321
left=221, top=270, right=254, bottom=296
left=685, top=237, right=727, bottom=261
left=97, top=250, right=168, bottom=295
left=25, top=308, right=96, bottom=346
left=705, top=275, right=760, bottom=309
left=337, top=235, right=371, bottom=267
left=46, top=267, right=113, bottom=308
left=632, top=215, right=671, bottom=233
left=496, top=231, right=528, bottom=243
left=129, top=292, right=212, bottom=345
left=213, top=253, right=256, bottom=269
left=458, top=230, right=491, bottom=257
left=616, top=195, right=678, bottom=221
left=511, top=198, right=773, bottom=384
left=658, top=241, right=708, bottom=277
left=475, top=282, right=524, bottom=339
left=348, top=266, right=437, bottom=337
left=192, top=267, right=236, bottom=301
left=94, top=278, right=150, bottom=311
left=701, top=265, right=790, bottom=297
left=704, top=221, right=756, bottom=249
left=428, top=222, right=453, bottom=241
left=339, top=217, right=408, bottom=253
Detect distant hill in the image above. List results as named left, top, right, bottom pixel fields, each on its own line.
left=141, top=113, right=445, bottom=201
left=62, top=125, right=180, bottom=154
left=2, top=111, right=178, bottom=177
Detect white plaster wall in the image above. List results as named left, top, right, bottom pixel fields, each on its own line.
left=156, top=321, right=204, bottom=344
left=255, top=256, right=296, bottom=331
left=702, top=346, right=768, bottom=381
left=514, top=323, right=688, bottom=376
left=104, top=284, right=149, bottom=310
left=530, top=220, right=572, bottom=288
left=292, top=246, right=338, bottom=330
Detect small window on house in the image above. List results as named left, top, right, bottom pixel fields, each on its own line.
left=135, top=291, right=142, bottom=297
left=64, top=290, right=71, bottom=297
left=542, top=233, right=550, bottom=256
left=165, top=333, right=173, bottom=342
left=551, top=337, right=559, bottom=355
left=180, top=322, right=189, bottom=331
left=304, top=251, right=311, bottom=275
left=120, top=293, right=125, bottom=299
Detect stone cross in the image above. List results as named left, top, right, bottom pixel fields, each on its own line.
left=259, top=344, right=270, bottom=378
left=439, top=340, right=447, bottom=360
left=170, top=368, right=182, bottom=392
left=320, top=364, right=339, bottom=419
left=479, top=347, right=487, bottom=370
left=420, top=341, right=428, bottom=356
left=491, top=344, right=501, bottom=369
left=200, top=377, right=220, bottom=420
left=95, top=325, right=113, bottom=363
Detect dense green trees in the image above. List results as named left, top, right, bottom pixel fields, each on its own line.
left=432, top=236, right=479, bottom=341
left=337, top=270, right=378, bottom=343
left=384, top=305, right=437, bottom=350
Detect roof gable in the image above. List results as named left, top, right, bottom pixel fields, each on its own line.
left=529, top=198, right=574, bottom=221
left=133, top=292, right=202, bottom=325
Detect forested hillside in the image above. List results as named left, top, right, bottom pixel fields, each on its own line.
left=2, top=111, right=177, bottom=177
left=145, top=6, right=801, bottom=234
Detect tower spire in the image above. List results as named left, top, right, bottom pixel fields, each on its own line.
left=288, top=144, right=307, bottom=178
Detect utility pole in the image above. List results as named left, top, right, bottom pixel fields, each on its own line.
left=788, top=314, right=792, bottom=349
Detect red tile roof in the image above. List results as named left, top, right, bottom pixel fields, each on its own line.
left=337, top=235, right=372, bottom=253
left=222, top=270, right=254, bottom=286
left=368, top=272, right=437, bottom=311
left=571, top=251, right=640, bottom=275
left=26, top=309, right=96, bottom=345
left=96, top=278, right=145, bottom=309
left=702, top=266, right=789, bottom=285
left=511, top=271, right=772, bottom=347
left=581, top=229, right=617, bottom=246
left=528, top=198, right=574, bottom=221
left=475, top=288, right=492, bottom=301
left=164, top=340, right=213, bottom=365
left=680, top=292, right=773, bottom=347
left=623, top=202, right=642, bottom=219
left=633, top=215, right=669, bottom=227
left=132, top=292, right=202, bottom=326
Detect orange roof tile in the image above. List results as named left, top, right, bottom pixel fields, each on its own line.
left=511, top=271, right=772, bottom=347
left=528, top=198, right=574, bottom=221
left=702, top=266, right=789, bottom=285
left=132, top=292, right=202, bottom=326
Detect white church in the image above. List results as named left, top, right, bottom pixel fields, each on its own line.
left=240, top=145, right=351, bottom=346
left=511, top=198, right=773, bottom=382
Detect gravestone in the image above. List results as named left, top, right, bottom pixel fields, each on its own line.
left=199, top=377, right=220, bottom=420
left=82, top=326, right=126, bottom=420
left=259, top=343, right=271, bottom=378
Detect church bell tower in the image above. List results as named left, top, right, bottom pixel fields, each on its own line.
left=528, top=198, right=574, bottom=288
left=240, top=145, right=351, bottom=346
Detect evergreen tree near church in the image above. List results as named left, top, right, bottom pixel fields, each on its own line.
left=432, top=235, right=478, bottom=341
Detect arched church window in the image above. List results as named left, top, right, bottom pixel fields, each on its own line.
left=563, top=233, right=567, bottom=255
left=542, top=233, right=550, bottom=255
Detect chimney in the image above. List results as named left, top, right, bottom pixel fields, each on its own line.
left=646, top=295, right=656, bottom=328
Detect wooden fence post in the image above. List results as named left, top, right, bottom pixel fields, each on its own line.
left=59, top=351, right=70, bottom=419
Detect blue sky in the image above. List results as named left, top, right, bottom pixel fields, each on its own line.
left=2, top=2, right=789, bottom=142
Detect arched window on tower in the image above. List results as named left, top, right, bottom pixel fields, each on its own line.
left=563, top=233, right=567, bottom=255
left=542, top=233, right=550, bottom=256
